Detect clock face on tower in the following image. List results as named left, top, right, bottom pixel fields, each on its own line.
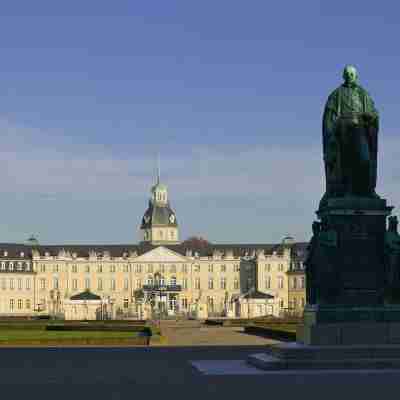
left=169, top=214, right=175, bottom=223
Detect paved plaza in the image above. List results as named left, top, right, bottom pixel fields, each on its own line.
left=1, top=346, right=400, bottom=399
left=154, top=320, right=283, bottom=346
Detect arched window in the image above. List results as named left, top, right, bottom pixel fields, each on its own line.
left=292, top=277, right=297, bottom=289
left=147, top=276, right=153, bottom=285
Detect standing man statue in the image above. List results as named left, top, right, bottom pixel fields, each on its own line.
left=321, top=65, right=379, bottom=206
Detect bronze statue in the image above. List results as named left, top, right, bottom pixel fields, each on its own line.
left=321, top=65, right=379, bottom=205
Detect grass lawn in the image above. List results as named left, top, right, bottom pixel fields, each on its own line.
left=0, top=328, right=149, bottom=345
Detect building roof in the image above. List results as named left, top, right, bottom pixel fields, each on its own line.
left=140, top=200, right=178, bottom=229
left=70, top=290, right=101, bottom=301
left=242, top=290, right=275, bottom=299
left=0, top=240, right=310, bottom=259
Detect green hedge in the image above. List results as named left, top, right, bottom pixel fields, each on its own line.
left=45, top=324, right=150, bottom=333
left=244, top=325, right=296, bottom=341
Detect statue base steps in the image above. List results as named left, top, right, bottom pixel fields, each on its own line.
left=247, top=342, right=400, bottom=371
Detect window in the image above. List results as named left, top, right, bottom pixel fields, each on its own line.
left=10, top=299, right=14, bottom=311
left=85, top=265, right=90, bottom=273
left=265, top=276, right=271, bottom=289
left=53, top=278, right=59, bottom=290
left=135, top=265, right=142, bottom=273
left=98, top=278, right=103, bottom=291
left=208, top=278, right=214, bottom=289
left=9, top=278, right=14, bottom=290
left=123, top=298, right=129, bottom=309
left=220, top=264, right=226, bottom=273
left=124, top=278, right=129, bottom=290
left=1, top=262, right=5, bottom=270
left=170, top=231, right=175, bottom=239
left=220, top=278, right=226, bottom=289
left=123, top=264, right=129, bottom=273
left=72, top=264, right=77, bottom=273
left=293, top=298, right=297, bottom=309
left=278, top=276, right=284, bottom=289
left=301, top=277, right=305, bottom=289
left=26, top=299, right=31, bottom=309
left=182, top=264, right=187, bottom=273
left=18, top=278, right=22, bottom=290
left=234, top=278, right=239, bottom=290
left=234, top=264, right=240, bottom=272
left=110, top=265, right=116, bottom=273
left=147, top=264, right=153, bottom=273
left=194, top=264, right=200, bottom=273
left=170, top=276, right=177, bottom=286
left=97, top=264, right=103, bottom=273
left=170, top=264, right=176, bottom=273
left=53, top=264, right=59, bottom=273
left=17, top=262, right=22, bottom=271
left=181, top=298, right=188, bottom=309
left=207, top=296, right=214, bottom=311
left=3, top=251, right=8, bottom=256
left=146, top=276, right=153, bottom=285
left=1, top=278, right=6, bottom=290
left=40, top=278, right=46, bottom=290
left=208, top=264, right=213, bottom=273
left=292, top=277, right=297, bottom=289
left=195, top=277, right=200, bottom=290
left=111, top=279, right=116, bottom=291
left=136, top=279, right=142, bottom=289
left=159, top=264, right=165, bottom=273
left=84, top=278, right=90, bottom=290
left=72, top=279, right=78, bottom=290
left=278, top=263, right=284, bottom=272
left=40, top=264, right=46, bottom=273
left=265, top=264, right=271, bottom=272
left=9, top=262, right=14, bottom=271
left=182, top=278, right=188, bottom=290
left=280, top=299, right=284, bottom=308
left=18, top=299, right=23, bottom=309
left=26, top=263, right=31, bottom=271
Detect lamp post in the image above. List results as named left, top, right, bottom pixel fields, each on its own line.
left=154, top=272, right=162, bottom=329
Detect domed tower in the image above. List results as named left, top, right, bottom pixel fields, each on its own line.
left=140, top=168, right=180, bottom=245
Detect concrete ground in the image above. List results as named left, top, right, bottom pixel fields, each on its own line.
left=1, top=321, right=400, bottom=398
left=1, top=346, right=400, bottom=399
left=155, top=320, right=282, bottom=346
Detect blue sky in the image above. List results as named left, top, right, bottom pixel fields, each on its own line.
left=0, top=1, right=399, bottom=244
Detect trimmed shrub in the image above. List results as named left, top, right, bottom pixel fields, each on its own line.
left=45, top=324, right=149, bottom=332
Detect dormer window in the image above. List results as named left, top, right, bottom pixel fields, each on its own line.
left=20, top=252, right=24, bottom=257
left=3, top=251, right=7, bottom=257
left=45, top=252, right=50, bottom=257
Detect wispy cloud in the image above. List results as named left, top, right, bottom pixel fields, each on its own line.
left=0, top=118, right=399, bottom=243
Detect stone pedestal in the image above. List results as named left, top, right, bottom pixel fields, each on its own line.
left=247, top=196, right=400, bottom=370
left=247, top=342, right=400, bottom=370
left=307, top=197, right=392, bottom=307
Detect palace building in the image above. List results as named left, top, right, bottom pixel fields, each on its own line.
left=0, top=174, right=307, bottom=320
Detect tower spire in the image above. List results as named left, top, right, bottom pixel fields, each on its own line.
left=157, top=153, right=160, bottom=185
